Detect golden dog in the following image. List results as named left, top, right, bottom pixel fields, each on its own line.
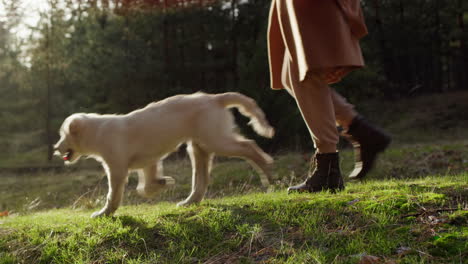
left=54, top=92, right=274, bottom=217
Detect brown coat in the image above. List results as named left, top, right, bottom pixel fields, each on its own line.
left=267, top=0, right=368, bottom=89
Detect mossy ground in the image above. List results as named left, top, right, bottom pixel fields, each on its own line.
left=0, top=146, right=466, bottom=263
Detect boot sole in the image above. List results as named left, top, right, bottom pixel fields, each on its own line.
left=348, top=136, right=392, bottom=180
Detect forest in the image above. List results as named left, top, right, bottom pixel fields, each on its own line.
left=0, top=0, right=467, bottom=165
left=1, top=1, right=467, bottom=263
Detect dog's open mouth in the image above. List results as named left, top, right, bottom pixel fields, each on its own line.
left=63, top=149, right=74, bottom=161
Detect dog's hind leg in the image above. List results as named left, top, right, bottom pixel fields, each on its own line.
left=204, top=136, right=273, bottom=188
left=137, top=160, right=175, bottom=198
left=177, top=142, right=214, bottom=207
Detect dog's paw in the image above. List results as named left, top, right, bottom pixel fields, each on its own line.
left=176, top=200, right=197, bottom=207
left=176, top=201, right=188, bottom=207
left=138, top=176, right=176, bottom=198
left=264, top=154, right=274, bottom=165
left=156, top=176, right=175, bottom=186
left=91, top=209, right=111, bottom=218
left=260, top=177, right=270, bottom=188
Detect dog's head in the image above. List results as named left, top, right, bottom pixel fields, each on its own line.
left=54, top=114, right=86, bottom=165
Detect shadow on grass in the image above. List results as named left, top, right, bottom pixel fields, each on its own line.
left=110, top=197, right=394, bottom=263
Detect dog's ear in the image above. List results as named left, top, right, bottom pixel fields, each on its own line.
left=68, top=118, right=82, bottom=137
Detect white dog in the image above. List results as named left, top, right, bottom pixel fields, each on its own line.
left=54, top=92, right=274, bottom=217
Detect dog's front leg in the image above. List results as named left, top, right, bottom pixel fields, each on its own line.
left=91, top=165, right=128, bottom=218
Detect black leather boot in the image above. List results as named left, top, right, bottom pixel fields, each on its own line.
left=343, top=115, right=392, bottom=180
left=288, top=152, right=344, bottom=193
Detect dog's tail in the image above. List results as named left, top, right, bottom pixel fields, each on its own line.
left=217, top=92, right=275, bottom=138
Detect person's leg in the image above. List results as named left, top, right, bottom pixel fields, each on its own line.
left=288, top=71, right=339, bottom=153
left=283, top=52, right=390, bottom=182
left=284, top=58, right=343, bottom=193
left=285, top=61, right=358, bottom=141
left=331, top=89, right=358, bottom=130
left=330, top=89, right=391, bottom=180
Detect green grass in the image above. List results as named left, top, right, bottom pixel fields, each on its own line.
left=0, top=126, right=467, bottom=263
left=1, top=139, right=467, bottom=263
left=1, top=140, right=466, bottom=214
left=0, top=174, right=466, bottom=263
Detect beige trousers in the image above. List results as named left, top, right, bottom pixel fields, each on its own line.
left=282, top=55, right=358, bottom=153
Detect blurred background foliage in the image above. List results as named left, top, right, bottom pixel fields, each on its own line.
left=0, top=0, right=467, bottom=165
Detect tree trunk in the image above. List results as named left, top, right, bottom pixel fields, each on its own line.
left=45, top=23, right=53, bottom=162
left=457, top=0, right=467, bottom=90
left=163, top=0, right=170, bottom=90
left=230, top=0, right=238, bottom=90
left=372, top=0, right=394, bottom=98
left=199, top=17, right=206, bottom=91
left=433, top=0, right=443, bottom=92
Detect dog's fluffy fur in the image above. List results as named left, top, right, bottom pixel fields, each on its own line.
left=54, top=92, right=274, bottom=217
